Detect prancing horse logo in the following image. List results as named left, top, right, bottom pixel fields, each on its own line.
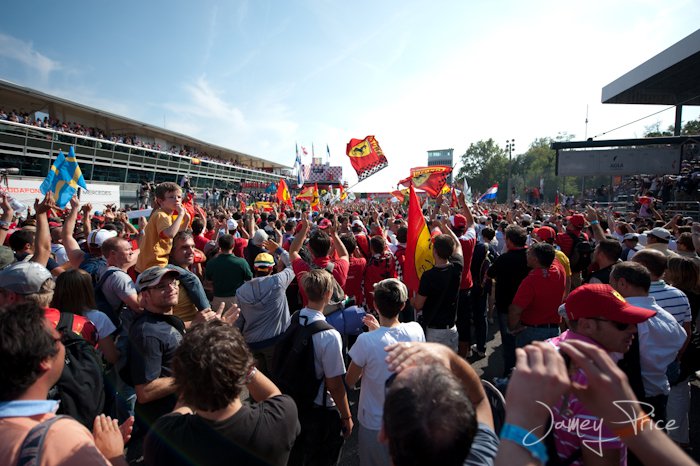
left=349, top=141, right=371, bottom=158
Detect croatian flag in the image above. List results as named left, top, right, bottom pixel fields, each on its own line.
left=477, top=184, right=498, bottom=203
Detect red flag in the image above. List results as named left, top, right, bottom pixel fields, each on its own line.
left=450, top=186, right=459, bottom=208
left=182, top=192, right=196, bottom=227
left=277, top=179, right=292, bottom=207
left=398, top=175, right=412, bottom=188
left=404, top=185, right=434, bottom=292
left=391, top=190, right=405, bottom=202
left=346, top=135, right=389, bottom=181
left=405, top=166, right=452, bottom=198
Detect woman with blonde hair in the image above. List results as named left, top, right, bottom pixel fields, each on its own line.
left=51, top=268, right=120, bottom=365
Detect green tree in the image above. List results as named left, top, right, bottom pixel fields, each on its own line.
left=682, top=118, right=700, bottom=135
left=644, top=121, right=674, bottom=137
left=456, top=139, right=509, bottom=203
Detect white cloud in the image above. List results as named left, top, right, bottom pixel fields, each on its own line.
left=0, top=33, right=60, bottom=81
left=162, top=76, right=298, bottom=165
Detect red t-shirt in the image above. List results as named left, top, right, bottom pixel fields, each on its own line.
left=292, top=256, right=350, bottom=307
left=555, top=229, right=588, bottom=258
left=44, top=307, right=99, bottom=347
left=458, top=227, right=477, bottom=290
left=233, top=238, right=248, bottom=258
left=345, top=256, right=367, bottom=306
left=363, top=254, right=398, bottom=311
left=193, top=233, right=209, bottom=252
left=511, top=266, right=566, bottom=325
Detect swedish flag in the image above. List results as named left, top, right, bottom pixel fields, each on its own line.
left=40, top=146, right=88, bottom=208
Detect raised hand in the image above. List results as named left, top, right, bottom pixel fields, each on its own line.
left=34, top=191, right=56, bottom=215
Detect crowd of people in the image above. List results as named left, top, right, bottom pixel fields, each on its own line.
left=0, top=107, right=255, bottom=170
left=0, top=177, right=699, bottom=466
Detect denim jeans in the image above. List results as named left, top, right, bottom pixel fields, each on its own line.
left=496, top=311, right=516, bottom=376
left=515, top=326, right=560, bottom=348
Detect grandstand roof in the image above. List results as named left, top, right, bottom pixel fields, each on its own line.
left=602, top=28, right=700, bottom=105
left=0, top=79, right=290, bottom=170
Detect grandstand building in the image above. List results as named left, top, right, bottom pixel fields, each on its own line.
left=0, top=80, right=290, bottom=206
left=427, top=148, right=454, bottom=184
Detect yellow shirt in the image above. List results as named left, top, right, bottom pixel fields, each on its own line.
left=554, top=249, right=572, bottom=277
left=172, top=282, right=198, bottom=322
left=136, top=209, right=174, bottom=272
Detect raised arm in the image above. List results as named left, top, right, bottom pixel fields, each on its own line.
left=585, top=205, right=606, bottom=242
left=329, top=220, right=348, bottom=261
left=459, top=191, right=475, bottom=227
left=31, top=192, right=55, bottom=267
left=62, top=195, right=84, bottom=269
left=0, top=193, right=14, bottom=246
left=289, top=216, right=310, bottom=262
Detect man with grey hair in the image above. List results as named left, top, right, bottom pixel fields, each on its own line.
left=346, top=278, right=425, bottom=466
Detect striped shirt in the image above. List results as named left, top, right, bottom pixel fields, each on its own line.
left=547, top=331, right=626, bottom=466
left=649, top=281, right=692, bottom=324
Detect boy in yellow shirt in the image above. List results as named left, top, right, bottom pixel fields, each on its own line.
left=136, top=182, right=190, bottom=272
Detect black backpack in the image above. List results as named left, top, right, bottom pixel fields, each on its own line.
left=94, top=268, right=124, bottom=329
left=309, top=262, right=346, bottom=315
left=566, top=232, right=593, bottom=273
left=48, top=313, right=105, bottom=429
left=270, top=311, right=333, bottom=412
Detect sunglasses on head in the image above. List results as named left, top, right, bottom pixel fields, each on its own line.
left=589, top=318, right=635, bottom=331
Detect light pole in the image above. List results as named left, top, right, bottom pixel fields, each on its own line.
left=506, top=139, right=515, bottom=205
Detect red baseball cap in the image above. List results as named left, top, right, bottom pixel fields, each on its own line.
left=533, top=226, right=556, bottom=242
left=451, top=214, right=467, bottom=229
left=564, top=284, right=656, bottom=324
left=566, top=214, right=585, bottom=229
left=318, top=218, right=332, bottom=230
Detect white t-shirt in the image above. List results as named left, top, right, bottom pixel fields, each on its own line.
left=348, top=322, right=425, bottom=430
left=85, top=309, right=117, bottom=340
left=299, top=308, right=346, bottom=407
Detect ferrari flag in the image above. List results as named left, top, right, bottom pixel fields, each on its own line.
left=402, top=166, right=452, bottom=198
left=346, top=135, right=388, bottom=181
left=404, top=185, right=435, bottom=291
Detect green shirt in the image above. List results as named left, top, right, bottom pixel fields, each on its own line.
left=205, top=253, right=252, bottom=297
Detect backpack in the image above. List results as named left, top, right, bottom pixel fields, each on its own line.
left=566, top=232, right=593, bottom=273
left=94, top=268, right=125, bottom=329
left=270, top=311, right=334, bottom=412
left=48, top=313, right=105, bottom=429
left=17, top=415, right=69, bottom=466
left=309, top=262, right=346, bottom=315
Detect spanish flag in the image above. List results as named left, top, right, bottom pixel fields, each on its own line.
left=311, top=183, right=320, bottom=212
left=277, top=179, right=292, bottom=208
left=404, top=185, right=434, bottom=292
left=296, top=184, right=316, bottom=202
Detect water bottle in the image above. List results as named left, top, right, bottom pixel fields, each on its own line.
left=7, top=195, right=27, bottom=213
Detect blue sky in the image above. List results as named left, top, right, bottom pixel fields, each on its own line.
left=1, top=0, right=699, bottom=192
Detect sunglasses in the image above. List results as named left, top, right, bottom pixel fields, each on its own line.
left=589, top=318, right=635, bottom=331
